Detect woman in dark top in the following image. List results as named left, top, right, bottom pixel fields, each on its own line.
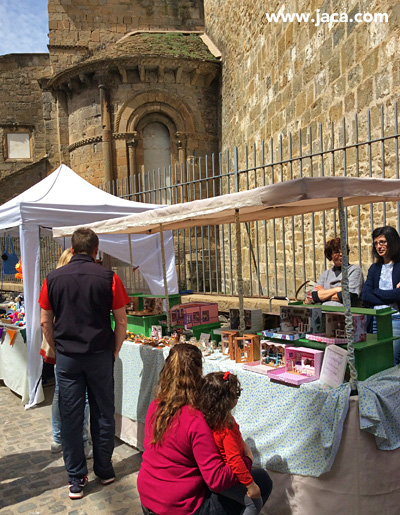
left=361, top=226, right=400, bottom=365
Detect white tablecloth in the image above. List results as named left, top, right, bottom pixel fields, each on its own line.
left=0, top=327, right=43, bottom=405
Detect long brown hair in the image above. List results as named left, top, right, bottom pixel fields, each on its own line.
left=199, top=372, right=242, bottom=431
left=151, top=343, right=203, bottom=444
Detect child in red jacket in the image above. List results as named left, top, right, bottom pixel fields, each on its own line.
left=200, top=371, right=272, bottom=515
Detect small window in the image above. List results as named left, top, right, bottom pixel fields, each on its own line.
left=7, top=132, right=31, bottom=159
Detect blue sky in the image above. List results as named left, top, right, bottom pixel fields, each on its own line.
left=0, top=0, right=49, bottom=55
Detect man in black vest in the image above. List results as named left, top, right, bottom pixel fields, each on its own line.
left=39, top=228, right=129, bottom=499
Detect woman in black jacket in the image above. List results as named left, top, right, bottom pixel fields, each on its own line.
left=361, top=226, right=400, bottom=365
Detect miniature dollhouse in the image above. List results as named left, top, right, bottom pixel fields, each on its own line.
left=325, top=312, right=367, bottom=341
left=169, top=302, right=219, bottom=329
left=221, top=330, right=239, bottom=359
left=260, top=341, right=286, bottom=368
left=230, top=308, right=263, bottom=333
left=306, top=312, right=367, bottom=344
left=267, top=346, right=324, bottom=386
left=263, top=305, right=323, bottom=340
left=126, top=296, right=163, bottom=315
left=234, top=334, right=260, bottom=363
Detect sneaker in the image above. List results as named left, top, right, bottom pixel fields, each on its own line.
left=68, top=475, right=88, bottom=499
left=84, top=445, right=93, bottom=459
left=51, top=442, right=62, bottom=453
left=100, top=476, right=115, bottom=485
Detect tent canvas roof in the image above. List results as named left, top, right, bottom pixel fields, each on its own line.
left=0, top=164, right=159, bottom=233
left=53, top=176, right=400, bottom=237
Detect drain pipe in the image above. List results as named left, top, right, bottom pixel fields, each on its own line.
left=99, top=84, right=113, bottom=184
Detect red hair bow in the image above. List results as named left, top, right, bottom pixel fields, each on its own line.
left=223, top=371, right=231, bottom=381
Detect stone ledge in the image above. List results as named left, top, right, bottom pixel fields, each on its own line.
left=180, top=293, right=292, bottom=314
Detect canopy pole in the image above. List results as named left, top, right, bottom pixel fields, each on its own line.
left=338, top=197, right=358, bottom=392
left=128, top=234, right=134, bottom=291
left=159, top=225, right=171, bottom=335
left=235, top=209, right=245, bottom=336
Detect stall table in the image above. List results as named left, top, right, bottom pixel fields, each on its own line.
left=114, top=341, right=400, bottom=514
left=0, top=325, right=29, bottom=403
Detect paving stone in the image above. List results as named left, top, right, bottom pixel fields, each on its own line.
left=0, top=383, right=143, bottom=514
left=16, top=503, right=38, bottom=513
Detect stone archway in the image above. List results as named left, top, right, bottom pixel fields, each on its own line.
left=115, top=90, right=196, bottom=193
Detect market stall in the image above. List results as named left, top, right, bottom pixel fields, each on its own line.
left=113, top=343, right=400, bottom=514
left=0, top=164, right=177, bottom=407
left=53, top=176, right=400, bottom=512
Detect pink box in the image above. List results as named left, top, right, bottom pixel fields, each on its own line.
left=267, top=346, right=324, bottom=386
left=324, top=312, right=367, bottom=342
left=306, top=333, right=347, bottom=345
left=169, top=302, right=219, bottom=328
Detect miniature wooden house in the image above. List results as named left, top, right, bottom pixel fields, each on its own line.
left=169, top=302, right=219, bottom=329
left=234, top=334, right=260, bottom=363
left=260, top=341, right=286, bottom=368
left=221, top=330, right=239, bottom=359
left=279, top=305, right=323, bottom=335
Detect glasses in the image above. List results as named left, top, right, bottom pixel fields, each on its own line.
left=374, top=240, right=388, bottom=247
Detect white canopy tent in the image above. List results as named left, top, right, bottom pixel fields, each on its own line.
left=54, top=175, right=400, bottom=390
left=0, top=164, right=177, bottom=407
left=53, top=175, right=400, bottom=235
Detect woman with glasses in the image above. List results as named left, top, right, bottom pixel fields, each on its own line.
left=362, top=226, right=400, bottom=365
left=310, top=237, right=364, bottom=306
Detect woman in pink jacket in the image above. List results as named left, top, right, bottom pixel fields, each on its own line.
left=138, top=343, right=256, bottom=515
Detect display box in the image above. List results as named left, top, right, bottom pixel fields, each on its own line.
left=305, top=333, right=347, bottom=345
left=279, top=305, right=324, bottom=335
left=221, top=330, right=239, bottom=359
left=112, top=313, right=167, bottom=337
left=261, top=330, right=301, bottom=341
left=234, top=334, right=260, bottom=363
left=260, top=340, right=287, bottom=367
left=324, top=312, right=367, bottom=342
left=169, top=302, right=218, bottom=328
left=230, top=308, right=263, bottom=333
left=267, top=346, right=324, bottom=386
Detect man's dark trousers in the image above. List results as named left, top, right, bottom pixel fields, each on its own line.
left=56, top=349, right=115, bottom=481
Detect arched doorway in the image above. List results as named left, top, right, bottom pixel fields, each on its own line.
left=143, top=122, right=171, bottom=204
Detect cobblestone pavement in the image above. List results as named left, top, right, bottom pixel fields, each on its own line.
left=0, top=381, right=144, bottom=515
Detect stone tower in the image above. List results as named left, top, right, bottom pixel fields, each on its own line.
left=44, top=0, right=220, bottom=188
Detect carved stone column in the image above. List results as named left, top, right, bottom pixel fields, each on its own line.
left=175, top=131, right=187, bottom=165
left=99, top=84, right=113, bottom=184
left=127, top=131, right=139, bottom=181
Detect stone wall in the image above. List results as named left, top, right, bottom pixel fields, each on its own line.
left=203, top=0, right=400, bottom=296
left=204, top=0, right=399, bottom=158
left=0, top=54, right=51, bottom=203
left=48, top=0, right=205, bottom=73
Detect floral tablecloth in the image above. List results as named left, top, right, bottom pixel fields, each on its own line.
left=115, top=342, right=400, bottom=477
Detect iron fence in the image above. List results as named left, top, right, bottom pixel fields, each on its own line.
left=99, top=103, right=400, bottom=298
left=98, top=103, right=400, bottom=298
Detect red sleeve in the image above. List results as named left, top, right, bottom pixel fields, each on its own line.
left=189, top=411, right=239, bottom=493
left=38, top=278, right=52, bottom=311
left=221, top=427, right=254, bottom=486
left=112, top=274, right=130, bottom=310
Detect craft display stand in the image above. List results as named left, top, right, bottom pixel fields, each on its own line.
left=234, top=334, right=260, bottom=363
left=221, top=330, right=239, bottom=358
left=296, top=304, right=395, bottom=381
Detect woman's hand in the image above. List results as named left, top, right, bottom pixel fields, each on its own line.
left=246, top=481, right=261, bottom=499
left=396, top=282, right=400, bottom=289
left=242, top=441, right=254, bottom=463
